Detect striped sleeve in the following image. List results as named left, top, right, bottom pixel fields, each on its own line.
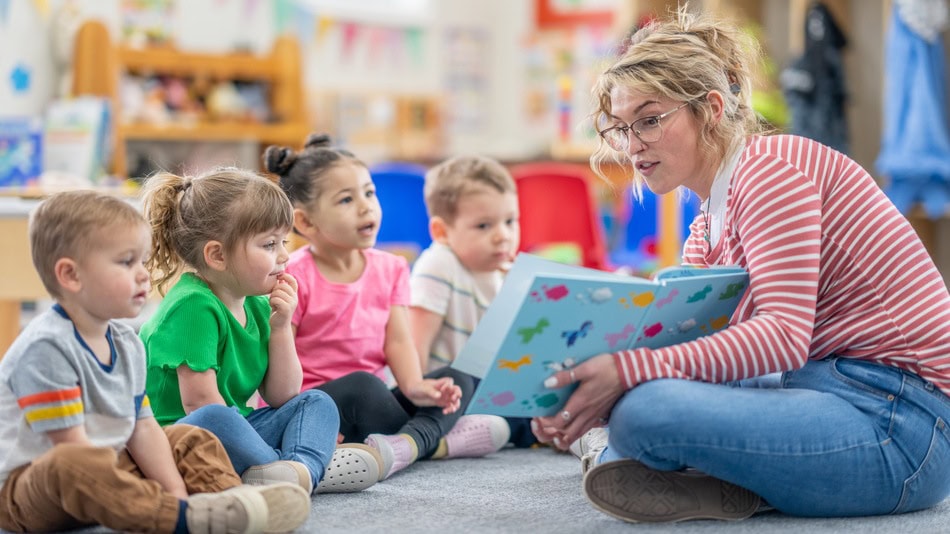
left=615, top=149, right=822, bottom=388
left=10, top=340, right=86, bottom=433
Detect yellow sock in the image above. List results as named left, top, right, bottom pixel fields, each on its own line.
left=400, top=433, right=420, bottom=463
left=431, top=437, right=448, bottom=459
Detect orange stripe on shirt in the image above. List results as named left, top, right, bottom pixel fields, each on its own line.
left=17, top=387, right=82, bottom=409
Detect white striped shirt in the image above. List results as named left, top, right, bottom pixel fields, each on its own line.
left=614, top=135, right=950, bottom=397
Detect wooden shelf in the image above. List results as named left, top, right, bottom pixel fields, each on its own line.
left=118, top=46, right=277, bottom=79
left=72, top=21, right=307, bottom=178
left=121, top=122, right=307, bottom=145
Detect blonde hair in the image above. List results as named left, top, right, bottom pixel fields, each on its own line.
left=590, top=6, right=764, bottom=195
left=141, top=167, right=293, bottom=295
left=29, top=190, right=146, bottom=299
left=423, top=156, right=516, bottom=223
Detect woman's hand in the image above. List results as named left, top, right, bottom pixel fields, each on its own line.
left=531, top=353, right=624, bottom=450
left=269, top=272, right=298, bottom=329
left=404, top=377, right=462, bottom=414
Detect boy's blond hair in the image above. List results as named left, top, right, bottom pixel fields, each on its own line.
left=423, top=156, right=516, bottom=224
left=29, top=190, right=146, bottom=299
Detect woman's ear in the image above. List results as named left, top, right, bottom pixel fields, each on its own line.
left=54, top=257, right=81, bottom=294
left=706, top=90, right=726, bottom=125
left=203, top=240, right=227, bottom=272
left=429, top=216, right=449, bottom=244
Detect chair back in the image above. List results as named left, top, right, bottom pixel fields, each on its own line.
left=511, top=162, right=609, bottom=270
left=370, top=162, right=431, bottom=264
left=610, top=187, right=702, bottom=271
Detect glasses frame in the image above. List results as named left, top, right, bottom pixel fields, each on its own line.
left=598, top=101, right=691, bottom=151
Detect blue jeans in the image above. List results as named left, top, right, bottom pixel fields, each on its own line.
left=177, top=389, right=339, bottom=486
left=601, top=358, right=950, bottom=517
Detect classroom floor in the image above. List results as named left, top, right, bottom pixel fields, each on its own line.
left=39, top=446, right=950, bottom=533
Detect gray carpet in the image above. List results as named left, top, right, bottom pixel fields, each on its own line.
left=302, top=447, right=950, bottom=533
left=9, top=447, right=949, bottom=532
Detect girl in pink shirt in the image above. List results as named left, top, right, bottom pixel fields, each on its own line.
left=264, top=134, right=510, bottom=480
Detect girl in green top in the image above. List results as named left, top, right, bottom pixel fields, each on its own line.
left=139, top=167, right=382, bottom=495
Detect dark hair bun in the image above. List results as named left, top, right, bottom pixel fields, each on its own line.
left=262, top=145, right=297, bottom=175
left=304, top=133, right=334, bottom=149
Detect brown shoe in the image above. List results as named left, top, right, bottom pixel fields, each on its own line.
left=583, top=459, right=759, bottom=523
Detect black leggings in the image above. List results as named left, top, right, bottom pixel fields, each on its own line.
left=315, top=367, right=474, bottom=459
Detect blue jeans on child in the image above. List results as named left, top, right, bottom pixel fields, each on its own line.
left=177, top=389, right=339, bottom=486
left=600, top=357, right=950, bottom=517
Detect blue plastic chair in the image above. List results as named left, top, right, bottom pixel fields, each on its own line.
left=370, top=162, right=431, bottom=264
left=610, top=188, right=702, bottom=272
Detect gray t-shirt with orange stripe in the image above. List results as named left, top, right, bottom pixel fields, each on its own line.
left=0, top=305, right=152, bottom=485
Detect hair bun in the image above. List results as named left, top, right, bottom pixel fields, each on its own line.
left=304, top=133, right=333, bottom=149
left=263, top=145, right=297, bottom=175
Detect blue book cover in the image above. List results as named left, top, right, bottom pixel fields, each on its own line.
left=453, top=253, right=748, bottom=417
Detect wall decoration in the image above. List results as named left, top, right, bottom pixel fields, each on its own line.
left=443, top=27, right=490, bottom=134
left=9, top=63, right=30, bottom=93
left=536, top=0, right=615, bottom=29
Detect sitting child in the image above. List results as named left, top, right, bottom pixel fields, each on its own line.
left=409, top=155, right=537, bottom=448
left=139, top=168, right=380, bottom=495
left=264, top=134, right=510, bottom=481
left=0, top=190, right=309, bottom=533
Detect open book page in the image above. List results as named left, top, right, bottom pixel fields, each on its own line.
left=455, top=254, right=749, bottom=418
left=452, top=253, right=629, bottom=378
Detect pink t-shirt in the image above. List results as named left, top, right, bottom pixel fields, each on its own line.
left=288, top=247, right=410, bottom=390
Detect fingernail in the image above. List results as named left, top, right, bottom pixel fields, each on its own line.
left=543, top=376, right=557, bottom=388
left=530, top=420, right=538, bottom=432
left=553, top=437, right=562, bottom=448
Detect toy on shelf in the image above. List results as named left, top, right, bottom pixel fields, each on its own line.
left=71, top=20, right=307, bottom=178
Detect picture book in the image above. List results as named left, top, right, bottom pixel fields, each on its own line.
left=452, top=253, right=749, bottom=418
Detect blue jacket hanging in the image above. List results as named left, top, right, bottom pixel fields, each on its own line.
left=875, top=0, right=950, bottom=219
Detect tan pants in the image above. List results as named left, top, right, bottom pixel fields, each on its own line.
left=0, top=424, right=242, bottom=533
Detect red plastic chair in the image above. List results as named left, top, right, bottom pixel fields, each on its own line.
left=510, top=162, right=610, bottom=271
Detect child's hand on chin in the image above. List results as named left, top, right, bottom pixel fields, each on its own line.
left=269, top=272, right=298, bottom=328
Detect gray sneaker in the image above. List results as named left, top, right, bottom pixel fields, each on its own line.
left=568, top=427, right=608, bottom=474
left=187, top=482, right=310, bottom=533
left=583, top=459, right=760, bottom=523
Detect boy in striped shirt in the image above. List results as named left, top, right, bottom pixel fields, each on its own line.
left=0, top=191, right=309, bottom=533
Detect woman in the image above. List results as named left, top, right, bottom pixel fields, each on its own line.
left=533, top=7, right=950, bottom=523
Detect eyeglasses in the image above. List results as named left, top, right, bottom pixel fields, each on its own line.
left=597, top=101, right=691, bottom=151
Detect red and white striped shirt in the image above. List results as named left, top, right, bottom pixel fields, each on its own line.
left=614, top=135, right=950, bottom=397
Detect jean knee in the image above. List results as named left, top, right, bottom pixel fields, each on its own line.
left=296, top=388, right=340, bottom=425
left=609, top=380, right=700, bottom=453
left=181, top=404, right=244, bottom=431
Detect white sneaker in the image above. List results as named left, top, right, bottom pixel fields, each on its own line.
left=316, top=444, right=382, bottom=493
left=568, top=427, right=608, bottom=474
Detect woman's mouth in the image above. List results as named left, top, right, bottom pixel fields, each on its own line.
left=637, top=160, right=658, bottom=176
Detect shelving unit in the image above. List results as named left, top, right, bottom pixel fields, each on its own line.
left=71, top=20, right=308, bottom=178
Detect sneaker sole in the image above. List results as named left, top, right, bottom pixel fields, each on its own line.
left=583, top=459, right=759, bottom=523
left=316, top=444, right=382, bottom=493
left=254, top=483, right=311, bottom=533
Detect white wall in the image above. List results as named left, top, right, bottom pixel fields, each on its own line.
left=0, top=0, right=55, bottom=117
